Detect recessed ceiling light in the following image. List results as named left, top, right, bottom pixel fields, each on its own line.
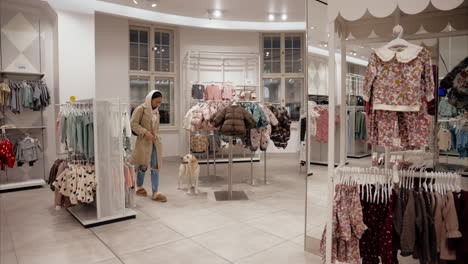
left=281, top=14, right=288, bottom=21
left=310, top=26, right=316, bottom=29
left=268, top=14, right=275, bottom=21
left=133, top=0, right=138, bottom=4
left=151, top=3, right=157, bottom=7
left=213, top=10, right=222, bottom=18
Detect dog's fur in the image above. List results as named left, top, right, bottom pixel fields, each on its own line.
left=178, top=154, right=200, bottom=194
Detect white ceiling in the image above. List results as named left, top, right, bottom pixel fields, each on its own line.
left=99, top=0, right=319, bottom=22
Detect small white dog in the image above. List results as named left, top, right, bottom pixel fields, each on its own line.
left=178, top=154, right=200, bottom=194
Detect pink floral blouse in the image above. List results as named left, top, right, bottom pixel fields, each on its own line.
left=363, top=46, right=435, bottom=112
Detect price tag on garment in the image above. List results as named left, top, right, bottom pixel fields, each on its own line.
left=70, top=96, right=76, bottom=102
left=1, top=127, right=5, bottom=135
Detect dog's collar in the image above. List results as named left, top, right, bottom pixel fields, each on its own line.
left=182, top=161, right=189, bottom=164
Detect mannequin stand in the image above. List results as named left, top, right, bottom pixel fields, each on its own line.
left=214, top=136, right=248, bottom=201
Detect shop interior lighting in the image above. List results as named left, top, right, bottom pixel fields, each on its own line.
left=133, top=0, right=138, bottom=5
left=213, top=10, right=222, bottom=18
left=268, top=14, right=275, bottom=21
left=281, top=14, right=288, bottom=21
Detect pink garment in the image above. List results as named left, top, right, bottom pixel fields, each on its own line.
left=221, top=85, right=235, bottom=101
left=204, top=85, right=222, bottom=101
left=54, top=161, right=68, bottom=207
left=124, top=165, right=136, bottom=188
left=315, top=108, right=339, bottom=143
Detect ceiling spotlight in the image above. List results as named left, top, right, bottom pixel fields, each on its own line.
left=309, top=26, right=316, bottom=29
left=281, top=14, right=288, bottom=21
left=151, top=3, right=157, bottom=7
left=213, top=10, right=222, bottom=18
left=268, top=14, right=275, bottom=21
left=133, top=0, right=138, bottom=4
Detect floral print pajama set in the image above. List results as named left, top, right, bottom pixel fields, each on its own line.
left=363, top=44, right=435, bottom=148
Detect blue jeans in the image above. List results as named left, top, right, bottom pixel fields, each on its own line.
left=136, top=145, right=159, bottom=192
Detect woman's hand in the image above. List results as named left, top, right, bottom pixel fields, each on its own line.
left=145, top=131, right=155, bottom=141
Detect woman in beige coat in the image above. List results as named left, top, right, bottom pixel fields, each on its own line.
left=130, top=90, right=167, bottom=202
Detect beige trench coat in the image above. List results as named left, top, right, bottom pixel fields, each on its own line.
left=130, top=95, right=163, bottom=168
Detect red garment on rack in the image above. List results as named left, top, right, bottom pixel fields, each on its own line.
left=0, top=139, right=15, bottom=170
left=315, top=108, right=339, bottom=143
left=359, top=189, right=393, bottom=264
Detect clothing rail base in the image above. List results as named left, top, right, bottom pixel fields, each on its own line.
left=67, top=206, right=137, bottom=228
left=0, top=179, right=46, bottom=193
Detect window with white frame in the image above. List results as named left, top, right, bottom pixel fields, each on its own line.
left=129, top=26, right=176, bottom=127
left=261, top=33, right=304, bottom=121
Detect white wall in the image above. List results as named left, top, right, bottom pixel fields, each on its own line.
left=56, top=10, right=95, bottom=103
left=95, top=13, right=129, bottom=99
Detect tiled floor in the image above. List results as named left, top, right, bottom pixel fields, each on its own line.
left=0, top=155, right=325, bottom=264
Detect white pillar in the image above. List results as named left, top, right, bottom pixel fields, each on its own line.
left=55, top=9, right=96, bottom=103
left=325, top=21, right=336, bottom=264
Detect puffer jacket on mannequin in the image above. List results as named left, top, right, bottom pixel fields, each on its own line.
left=211, top=105, right=254, bottom=137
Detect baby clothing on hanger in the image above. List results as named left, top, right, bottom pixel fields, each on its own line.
left=15, top=137, right=42, bottom=166
left=204, top=85, right=222, bottom=101
left=192, top=84, right=205, bottom=99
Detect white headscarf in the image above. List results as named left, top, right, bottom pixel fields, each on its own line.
left=145, top=90, right=161, bottom=136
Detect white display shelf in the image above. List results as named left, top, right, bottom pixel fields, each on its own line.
left=0, top=179, right=46, bottom=192
left=67, top=205, right=137, bottom=228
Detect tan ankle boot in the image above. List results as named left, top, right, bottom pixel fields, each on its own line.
left=152, top=192, right=167, bottom=202
left=136, top=187, right=147, bottom=196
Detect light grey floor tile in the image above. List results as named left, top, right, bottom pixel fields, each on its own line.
left=0, top=250, right=18, bottom=264
left=0, top=222, right=15, bottom=253
left=246, top=210, right=304, bottom=240
left=234, top=241, right=321, bottom=264
left=290, top=234, right=305, bottom=248
left=159, top=208, right=238, bottom=237
left=94, top=219, right=184, bottom=256
left=92, top=258, right=123, bottom=264
left=15, top=233, right=114, bottom=264
left=120, top=239, right=229, bottom=264
left=91, top=208, right=152, bottom=234
left=191, top=223, right=284, bottom=262
left=9, top=219, right=91, bottom=249
left=210, top=200, right=282, bottom=222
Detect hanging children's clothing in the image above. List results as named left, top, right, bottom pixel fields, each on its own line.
left=7, top=80, right=50, bottom=113
left=320, top=184, right=367, bottom=264
left=453, top=190, right=468, bottom=264
left=59, top=108, right=94, bottom=159
left=192, top=84, right=205, bottom=99
left=204, top=85, right=222, bottom=101
left=359, top=189, right=393, bottom=264
left=15, top=137, right=42, bottom=166
left=441, top=57, right=468, bottom=109
left=363, top=45, right=434, bottom=111
left=267, top=105, right=292, bottom=149
left=0, top=138, right=15, bottom=170
left=191, top=134, right=208, bottom=153
left=53, top=164, right=97, bottom=205
left=354, top=111, right=367, bottom=140
left=438, top=129, right=452, bottom=151
left=363, top=44, right=435, bottom=148
left=315, top=107, right=339, bottom=143
left=439, top=97, right=459, bottom=118
left=221, top=84, right=235, bottom=101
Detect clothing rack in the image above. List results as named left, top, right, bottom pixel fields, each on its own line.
left=0, top=72, right=48, bottom=192
left=183, top=50, right=264, bottom=190
left=56, top=98, right=136, bottom=228
left=347, top=106, right=371, bottom=158
left=315, top=3, right=468, bottom=259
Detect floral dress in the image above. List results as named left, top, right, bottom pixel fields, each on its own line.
left=321, top=185, right=367, bottom=264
